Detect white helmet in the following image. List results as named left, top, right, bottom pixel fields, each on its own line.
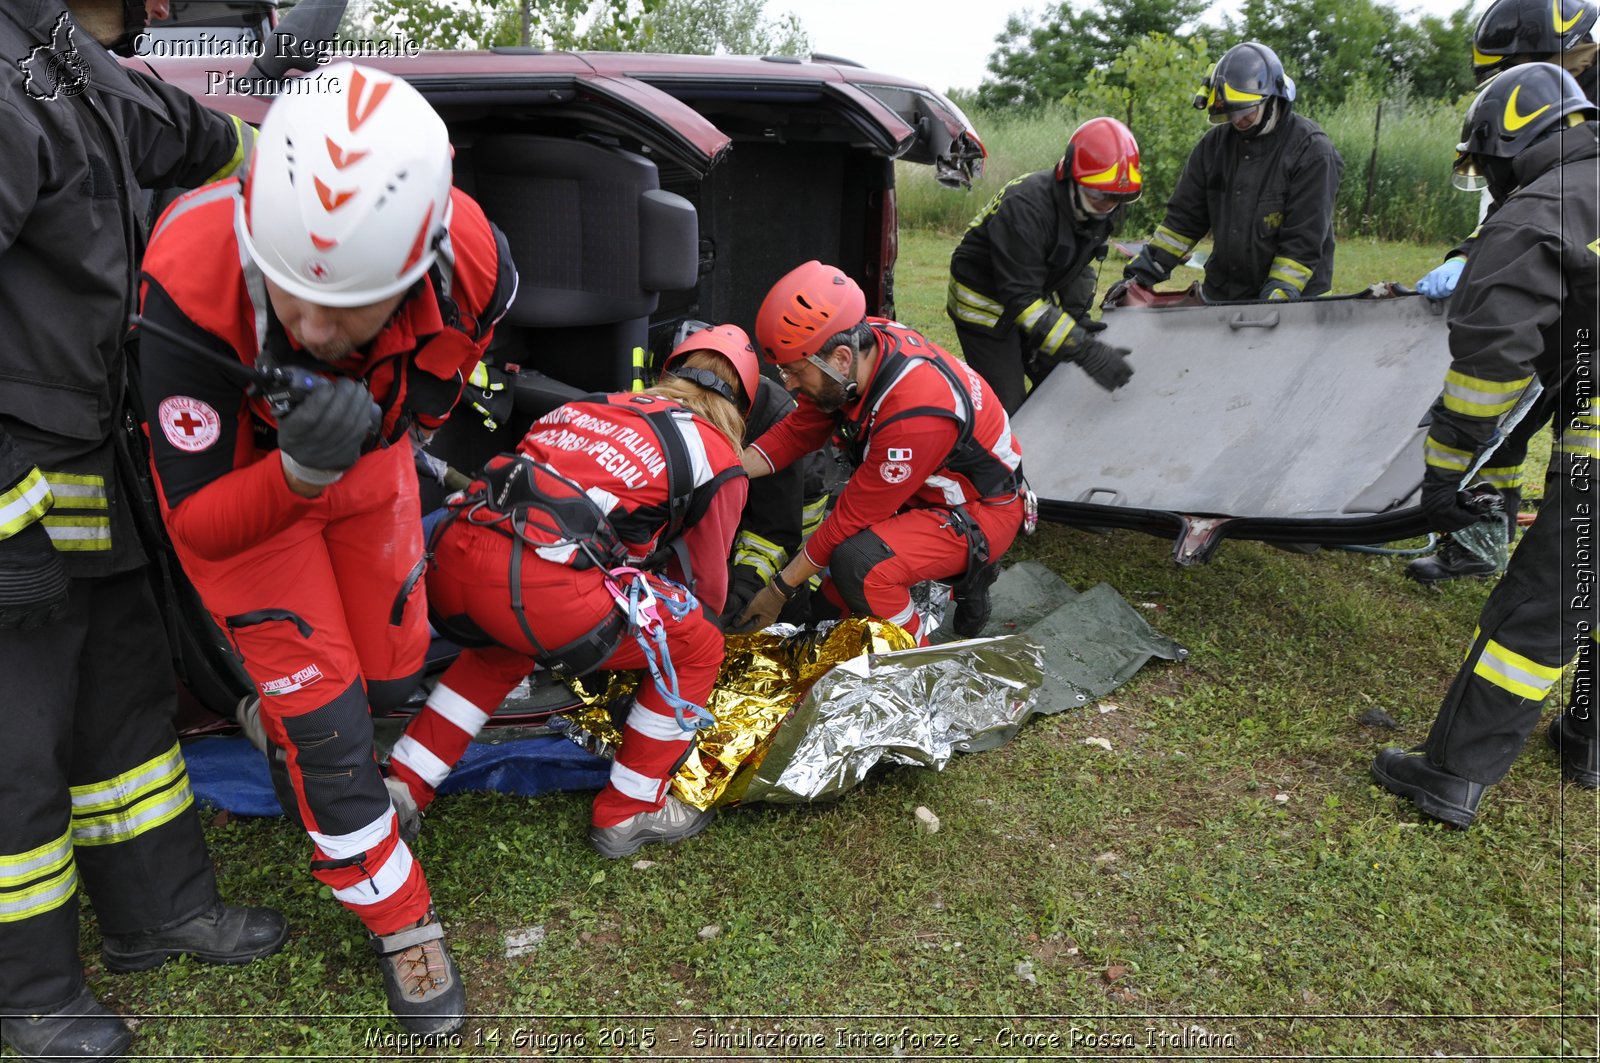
left=239, top=62, right=454, bottom=307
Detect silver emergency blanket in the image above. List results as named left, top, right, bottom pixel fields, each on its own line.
left=740, top=634, right=1048, bottom=804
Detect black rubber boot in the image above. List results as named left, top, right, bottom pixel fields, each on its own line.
left=101, top=900, right=288, bottom=972
left=0, top=985, right=132, bottom=1062
left=1370, top=746, right=1484, bottom=829
left=951, top=561, right=1000, bottom=638
left=1548, top=715, right=1600, bottom=789
left=370, top=911, right=466, bottom=1035
left=1404, top=535, right=1502, bottom=584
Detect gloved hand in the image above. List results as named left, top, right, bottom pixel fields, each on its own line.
left=276, top=377, right=381, bottom=485
left=718, top=568, right=767, bottom=628
left=1416, top=257, right=1466, bottom=301
left=0, top=520, right=68, bottom=631
left=726, top=573, right=799, bottom=634
left=1069, top=335, right=1134, bottom=392
left=1260, top=280, right=1298, bottom=301
left=1077, top=316, right=1108, bottom=335
left=1421, top=473, right=1501, bottom=534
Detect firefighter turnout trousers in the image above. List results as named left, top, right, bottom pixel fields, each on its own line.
left=0, top=568, right=216, bottom=1010
left=1426, top=440, right=1600, bottom=783
left=821, top=499, right=1025, bottom=643
left=173, top=441, right=432, bottom=936
left=392, top=517, right=725, bottom=829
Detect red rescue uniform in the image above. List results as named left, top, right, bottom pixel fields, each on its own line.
left=390, top=394, right=747, bottom=828
left=138, top=181, right=515, bottom=935
left=750, top=319, right=1025, bottom=640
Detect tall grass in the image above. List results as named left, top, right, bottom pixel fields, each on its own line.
left=899, top=89, right=1482, bottom=245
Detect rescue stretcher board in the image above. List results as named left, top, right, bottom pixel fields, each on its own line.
left=1012, top=294, right=1451, bottom=561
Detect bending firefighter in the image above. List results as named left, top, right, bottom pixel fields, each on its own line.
left=947, top=117, right=1143, bottom=412
left=732, top=261, right=1028, bottom=643
left=1372, top=64, right=1599, bottom=829
left=1407, top=0, right=1598, bottom=584
left=137, top=65, right=518, bottom=1033
left=0, top=2, right=286, bottom=1060
left=388, top=329, right=754, bottom=858
left=1114, top=41, right=1343, bottom=305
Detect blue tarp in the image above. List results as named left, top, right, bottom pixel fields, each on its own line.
left=183, top=733, right=611, bottom=817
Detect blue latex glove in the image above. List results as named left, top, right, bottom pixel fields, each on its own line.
left=1417, top=257, right=1466, bottom=300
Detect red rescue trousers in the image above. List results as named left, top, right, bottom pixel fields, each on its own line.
left=174, top=441, right=431, bottom=935
left=390, top=517, right=725, bottom=828
left=820, top=499, right=1024, bottom=642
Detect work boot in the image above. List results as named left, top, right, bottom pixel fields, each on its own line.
left=0, top=985, right=131, bottom=1062
left=236, top=695, right=269, bottom=755
left=951, top=562, right=1000, bottom=638
left=385, top=775, right=422, bottom=844
left=370, top=910, right=465, bottom=1035
left=101, top=900, right=288, bottom=972
left=1548, top=715, right=1600, bottom=788
left=1405, top=536, right=1502, bottom=584
left=1370, top=746, right=1484, bottom=829
left=588, top=794, right=715, bottom=859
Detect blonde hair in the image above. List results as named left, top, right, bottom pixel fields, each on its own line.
left=643, top=350, right=746, bottom=450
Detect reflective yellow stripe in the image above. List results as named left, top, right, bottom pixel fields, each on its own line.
left=0, top=829, right=78, bottom=923
left=1149, top=225, right=1197, bottom=258
left=733, top=530, right=788, bottom=582
left=802, top=495, right=830, bottom=537
left=1220, top=82, right=1265, bottom=104
left=1476, top=465, right=1524, bottom=490
left=1267, top=255, right=1312, bottom=290
left=1015, top=298, right=1050, bottom=333
left=1559, top=407, right=1600, bottom=458
left=1038, top=312, right=1075, bottom=357
left=0, top=468, right=53, bottom=539
left=631, top=347, right=646, bottom=392
left=70, top=743, right=195, bottom=846
left=42, top=514, right=112, bottom=551
left=203, top=115, right=253, bottom=184
left=1473, top=638, right=1564, bottom=700
left=1424, top=436, right=1473, bottom=473
left=1078, top=161, right=1120, bottom=186
left=1441, top=370, right=1532, bottom=418
left=946, top=280, right=1003, bottom=328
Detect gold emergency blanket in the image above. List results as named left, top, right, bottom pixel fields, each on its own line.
left=562, top=621, right=1047, bottom=808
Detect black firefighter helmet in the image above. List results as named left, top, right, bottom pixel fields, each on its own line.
left=1473, top=0, right=1599, bottom=80
left=1453, top=61, right=1596, bottom=195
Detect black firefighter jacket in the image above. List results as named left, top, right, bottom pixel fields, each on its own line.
left=947, top=169, right=1114, bottom=362
left=1424, top=120, right=1600, bottom=471
left=0, top=1, right=250, bottom=575
left=1139, top=111, right=1342, bottom=302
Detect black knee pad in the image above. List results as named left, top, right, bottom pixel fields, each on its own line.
left=367, top=668, right=424, bottom=716
left=278, top=680, right=388, bottom=836
left=828, top=530, right=895, bottom=616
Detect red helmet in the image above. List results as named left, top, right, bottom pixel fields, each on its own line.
left=755, top=261, right=867, bottom=364
left=663, top=322, right=761, bottom=415
left=1059, top=117, right=1142, bottom=199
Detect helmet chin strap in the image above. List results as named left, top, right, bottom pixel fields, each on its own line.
left=807, top=349, right=859, bottom=402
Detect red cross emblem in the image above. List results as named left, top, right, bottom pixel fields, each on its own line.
left=157, top=396, right=221, bottom=453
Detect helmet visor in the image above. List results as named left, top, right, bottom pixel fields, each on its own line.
left=1080, top=185, right=1143, bottom=212
left=1452, top=151, right=1490, bottom=192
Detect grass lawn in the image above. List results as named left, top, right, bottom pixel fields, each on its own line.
left=71, top=234, right=1597, bottom=1060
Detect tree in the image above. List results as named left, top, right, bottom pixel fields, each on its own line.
left=1223, top=0, right=1403, bottom=109
left=977, top=0, right=1207, bottom=111
left=1391, top=4, right=1477, bottom=102
left=639, top=0, right=809, bottom=56
left=1062, top=33, right=1213, bottom=234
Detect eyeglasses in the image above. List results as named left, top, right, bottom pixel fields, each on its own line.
left=776, top=362, right=806, bottom=383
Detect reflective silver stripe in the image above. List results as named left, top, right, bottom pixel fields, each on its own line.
left=1441, top=370, right=1531, bottom=418
left=1472, top=638, right=1563, bottom=700
left=69, top=742, right=195, bottom=845
left=42, top=515, right=112, bottom=552
left=1476, top=465, right=1524, bottom=490
left=946, top=280, right=1003, bottom=329
left=926, top=472, right=969, bottom=506
left=0, top=469, right=52, bottom=539
left=202, top=115, right=253, bottom=184
left=330, top=844, right=415, bottom=907
left=422, top=683, right=492, bottom=737
left=70, top=742, right=185, bottom=812
left=310, top=809, right=393, bottom=861
left=1559, top=409, right=1600, bottom=458
left=624, top=702, right=689, bottom=741
left=151, top=179, right=239, bottom=244
left=1424, top=437, right=1472, bottom=472
left=609, top=760, right=666, bottom=803
left=802, top=496, right=830, bottom=537
left=0, top=831, right=77, bottom=923
left=1149, top=225, right=1196, bottom=258
left=389, top=735, right=453, bottom=788
left=1037, top=312, right=1074, bottom=356
left=0, top=829, right=73, bottom=888
left=1267, top=255, right=1312, bottom=289
left=733, top=530, right=787, bottom=581
left=1015, top=298, right=1050, bottom=333
left=72, top=783, right=193, bottom=845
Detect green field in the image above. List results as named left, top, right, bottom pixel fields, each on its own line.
left=62, top=234, right=1598, bottom=1060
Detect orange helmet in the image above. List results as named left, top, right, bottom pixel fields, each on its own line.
left=754, top=261, right=867, bottom=364
left=663, top=322, right=761, bottom=415
left=1060, top=117, right=1142, bottom=199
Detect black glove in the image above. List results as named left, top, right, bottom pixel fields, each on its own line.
left=1421, top=474, right=1501, bottom=534
left=1077, top=317, right=1108, bottom=335
left=726, top=573, right=799, bottom=634
left=0, top=520, right=68, bottom=631
left=1259, top=280, right=1298, bottom=302
left=1069, top=336, right=1134, bottom=392
left=276, top=377, right=381, bottom=482
left=719, top=568, right=767, bottom=627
